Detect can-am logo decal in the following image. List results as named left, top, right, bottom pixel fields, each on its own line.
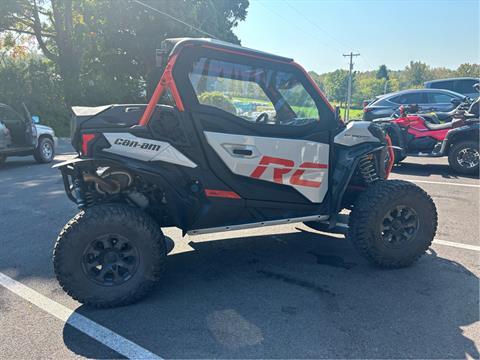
left=250, top=156, right=328, bottom=188
left=114, top=138, right=161, bottom=151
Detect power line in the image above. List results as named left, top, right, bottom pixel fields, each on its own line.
left=284, top=1, right=351, bottom=53
left=131, top=0, right=218, bottom=39
left=256, top=1, right=342, bottom=55
left=343, top=52, right=360, bottom=121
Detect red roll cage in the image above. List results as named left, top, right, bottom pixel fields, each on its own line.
left=138, top=41, right=334, bottom=126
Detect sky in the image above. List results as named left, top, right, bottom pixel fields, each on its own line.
left=234, top=0, right=480, bottom=74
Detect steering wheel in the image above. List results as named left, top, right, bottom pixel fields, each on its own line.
left=255, top=112, right=269, bottom=123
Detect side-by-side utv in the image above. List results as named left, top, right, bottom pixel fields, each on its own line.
left=54, top=38, right=437, bottom=308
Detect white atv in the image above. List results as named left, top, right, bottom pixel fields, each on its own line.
left=54, top=38, right=438, bottom=308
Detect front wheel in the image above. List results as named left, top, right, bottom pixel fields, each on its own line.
left=53, top=204, right=167, bottom=308
left=448, top=140, right=479, bottom=175
left=34, top=137, right=55, bottom=163
left=348, top=180, right=437, bottom=268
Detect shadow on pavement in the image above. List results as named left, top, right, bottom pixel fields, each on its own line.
left=63, top=231, right=479, bottom=359
left=393, top=161, right=479, bottom=180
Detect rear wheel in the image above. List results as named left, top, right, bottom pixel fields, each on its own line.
left=448, top=140, right=479, bottom=175
left=34, top=137, right=54, bottom=163
left=53, top=204, right=167, bottom=308
left=348, top=180, right=437, bottom=268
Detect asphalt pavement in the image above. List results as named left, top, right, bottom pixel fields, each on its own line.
left=0, top=140, right=478, bottom=359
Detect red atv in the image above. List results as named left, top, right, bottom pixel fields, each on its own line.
left=375, top=104, right=480, bottom=174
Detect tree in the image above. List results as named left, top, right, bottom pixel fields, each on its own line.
left=404, top=61, right=430, bottom=87
left=376, top=64, right=389, bottom=80
left=198, top=91, right=236, bottom=114
left=322, top=69, right=349, bottom=104
left=0, top=0, right=91, bottom=106
left=0, top=0, right=249, bottom=106
left=456, top=63, right=480, bottom=77
left=93, top=0, right=248, bottom=98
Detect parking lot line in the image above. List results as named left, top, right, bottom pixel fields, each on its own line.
left=433, top=239, right=480, bottom=252
left=395, top=179, right=480, bottom=188
left=0, top=272, right=161, bottom=360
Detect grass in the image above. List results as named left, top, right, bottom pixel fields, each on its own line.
left=231, top=96, right=364, bottom=120
left=340, top=107, right=364, bottom=120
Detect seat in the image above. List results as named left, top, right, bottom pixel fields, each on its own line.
left=423, top=121, right=454, bottom=130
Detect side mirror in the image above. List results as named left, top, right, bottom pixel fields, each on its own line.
left=32, top=115, right=40, bottom=124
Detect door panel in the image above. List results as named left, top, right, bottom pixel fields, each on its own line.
left=189, top=109, right=331, bottom=204
left=204, top=131, right=329, bottom=203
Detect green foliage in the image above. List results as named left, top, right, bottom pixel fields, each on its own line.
left=322, top=69, right=349, bottom=104
left=376, top=65, right=389, bottom=80
left=0, top=56, right=70, bottom=135
left=0, top=0, right=249, bottom=134
left=456, top=63, right=480, bottom=77
left=198, top=91, right=236, bottom=114
left=404, top=61, right=430, bottom=86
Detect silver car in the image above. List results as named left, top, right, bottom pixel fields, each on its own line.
left=363, top=88, right=466, bottom=121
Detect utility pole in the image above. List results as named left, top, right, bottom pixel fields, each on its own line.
left=343, top=52, right=360, bottom=121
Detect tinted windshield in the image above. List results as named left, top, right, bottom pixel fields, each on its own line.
left=188, top=57, right=320, bottom=126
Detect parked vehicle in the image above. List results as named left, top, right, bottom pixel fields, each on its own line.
left=363, top=89, right=466, bottom=121
left=375, top=104, right=479, bottom=174
left=420, top=91, right=478, bottom=123
left=425, top=77, right=480, bottom=99
left=53, top=38, right=437, bottom=308
left=0, top=103, right=57, bottom=164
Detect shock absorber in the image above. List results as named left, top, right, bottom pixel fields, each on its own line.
left=358, top=155, right=380, bottom=184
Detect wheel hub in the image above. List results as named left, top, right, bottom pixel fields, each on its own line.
left=42, top=142, right=52, bottom=159
left=457, top=148, right=479, bottom=169
left=82, top=234, right=139, bottom=286
left=381, top=205, right=419, bottom=246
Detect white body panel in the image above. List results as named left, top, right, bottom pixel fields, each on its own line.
left=204, top=131, right=329, bottom=203
left=334, top=121, right=379, bottom=146
left=35, top=124, right=58, bottom=148
left=103, top=133, right=197, bottom=168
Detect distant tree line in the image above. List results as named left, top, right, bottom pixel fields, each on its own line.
left=310, top=62, right=480, bottom=108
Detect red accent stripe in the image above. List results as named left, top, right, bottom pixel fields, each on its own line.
left=205, top=189, right=241, bottom=199
left=81, top=133, right=96, bottom=156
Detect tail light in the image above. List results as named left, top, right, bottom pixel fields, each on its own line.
left=81, top=133, right=96, bottom=156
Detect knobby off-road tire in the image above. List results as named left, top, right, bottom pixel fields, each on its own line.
left=448, top=140, right=479, bottom=175
left=34, top=137, right=55, bottom=163
left=53, top=204, right=167, bottom=308
left=348, top=180, right=437, bottom=268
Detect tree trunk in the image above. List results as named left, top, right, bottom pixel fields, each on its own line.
left=51, top=0, right=81, bottom=107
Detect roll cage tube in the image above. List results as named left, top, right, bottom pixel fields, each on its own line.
left=138, top=53, right=184, bottom=126
left=138, top=41, right=337, bottom=127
